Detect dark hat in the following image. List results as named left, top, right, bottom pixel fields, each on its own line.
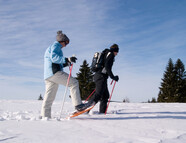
left=110, top=44, right=119, bottom=53
left=56, top=30, right=70, bottom=43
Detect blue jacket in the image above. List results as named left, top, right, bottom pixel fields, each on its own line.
left=44, top=41, right=66, bottom=79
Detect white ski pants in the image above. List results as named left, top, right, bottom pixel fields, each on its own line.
left=41, top=71, right=82, bottom=118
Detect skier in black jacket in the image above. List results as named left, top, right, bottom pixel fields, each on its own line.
left=89, top=44, right=119, bottom=113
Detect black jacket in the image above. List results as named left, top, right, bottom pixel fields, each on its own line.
left=96, top=49, right=115, bottom=79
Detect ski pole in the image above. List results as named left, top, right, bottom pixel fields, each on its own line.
left=110, top=80, right=114, bottom=85
left=84, top=79, right=114, bottom=104
left=59, top=63, right=73, bottom=119
left=84, top=80, right=114, bottom=104
left=84, top=89, right=96, bottom=103
left=105, top=80, right=117, bottom=115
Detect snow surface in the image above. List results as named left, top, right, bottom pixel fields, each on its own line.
left=0, top=100, right=186, bottom=143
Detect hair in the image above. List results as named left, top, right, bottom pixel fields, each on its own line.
left=110, top=44, right=119, bottom=53
left=110, top=44, right=118, bottom=49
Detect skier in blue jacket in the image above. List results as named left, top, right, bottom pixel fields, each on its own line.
left=41, top=30, right=89, bottom=118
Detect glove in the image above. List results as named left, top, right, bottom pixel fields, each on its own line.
left=68, top=56, right=77, bottom=63
left=63, top=62, right=69, bottom=67
left=63, top=58, right=72, bottom=67
left=112, top=75, right=119, bottom=82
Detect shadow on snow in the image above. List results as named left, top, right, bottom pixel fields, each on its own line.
left=74, top=111, right=186, bottom=120
left=0, top=136, right=18, bottom=142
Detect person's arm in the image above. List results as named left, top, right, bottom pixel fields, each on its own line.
left=50, top=43, right=66, bottom=64
left=104, top=53, right=115, bottom=79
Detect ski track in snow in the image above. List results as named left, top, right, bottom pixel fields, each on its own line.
left=0, top=100, right=186, bottom=143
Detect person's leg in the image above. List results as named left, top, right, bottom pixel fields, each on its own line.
left=49, top=71, right=82, bottom=106
left=99, top=84, right=109, bottom=113
left=90, top=77, right=105, bottom=104
left=41, top=79, right=59, bottom=118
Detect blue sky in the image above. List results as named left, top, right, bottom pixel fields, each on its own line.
left=0, top=0, right=186, bottom=102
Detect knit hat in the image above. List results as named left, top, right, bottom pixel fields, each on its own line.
left=56, top=30, right=70, bottom=43
left=110, top=44, right=119, bottom=53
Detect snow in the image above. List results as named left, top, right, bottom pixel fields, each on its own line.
left=0, top=100, right=186, bottom=143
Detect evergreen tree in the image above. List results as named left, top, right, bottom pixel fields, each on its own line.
left=151, top=97, right=156, bottom=103
left=175, top=59, right=186, bottom=102
left=76, top=60, right=95, bottom=100
left=147, top=97, right=156, bottom=103
left=38, top=94, right=43, bottom=100
left=123, top=97, right=130, bottom=103
left=158, top=58, right=177, bottom=102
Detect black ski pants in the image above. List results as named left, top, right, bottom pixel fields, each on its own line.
left=92, top=73, right=110, bottom=113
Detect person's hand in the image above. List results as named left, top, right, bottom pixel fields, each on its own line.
left=65, top=56, right=77, bottom=63
left=68, top=56, right=77, bottom=63
left=112, top=75, right=119, bottom=82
